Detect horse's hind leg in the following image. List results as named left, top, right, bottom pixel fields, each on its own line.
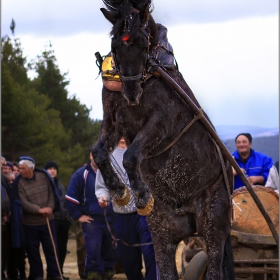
left=199, top=183, right=232, bottom=280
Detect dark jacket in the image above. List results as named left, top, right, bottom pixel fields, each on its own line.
left=53, top=178, right=71, bottom=222
left=65, top=162, right=115, bottom=223
left=10, top=168, right=61, bottom=248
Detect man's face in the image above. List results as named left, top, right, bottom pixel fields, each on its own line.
left=19, top=163, right=34, bottom=179
left=3, top=165, right=12, bottom=175
left=7, top=174, right=15, bottom=185
left=46, top=167, right=57, bottom=179
left=235, top=135, right=251, bottom=156
left=13, top=165, right=20, bottom=176
left=118, top=137, right=127, bottom=149
left=89, top=153, right=98, bottom=170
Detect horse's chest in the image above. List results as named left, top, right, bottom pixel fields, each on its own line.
left=115, top=106, right=144, bottom=130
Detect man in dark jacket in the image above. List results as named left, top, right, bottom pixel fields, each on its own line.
left=45, top=161, right=72, bottom=280
left=10, top=156, right=61, bottom=280
left=66, top=152, right=116, bottom=280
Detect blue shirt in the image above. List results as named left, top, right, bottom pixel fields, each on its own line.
left=232, top=149, right=273, bottom=190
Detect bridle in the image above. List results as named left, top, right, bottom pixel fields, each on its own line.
left=111, top=15, right=152, bottom=83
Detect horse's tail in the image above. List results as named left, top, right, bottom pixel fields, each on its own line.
left=222, top=233, right=235, bottom=280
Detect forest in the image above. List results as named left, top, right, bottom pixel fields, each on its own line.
left=1, top=31, right=100, bottom=186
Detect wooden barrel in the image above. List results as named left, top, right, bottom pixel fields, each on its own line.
left=232, top=186, right=279, bottom=235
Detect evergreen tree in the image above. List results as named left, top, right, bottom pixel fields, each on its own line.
left=1, top=36, right=70, bottom=166
left=31, top=44, right=100, bottom=168
left=1, top=35, right=100, bottom=185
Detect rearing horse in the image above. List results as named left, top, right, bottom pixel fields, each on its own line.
left=92, top=1, right=234, bottom=279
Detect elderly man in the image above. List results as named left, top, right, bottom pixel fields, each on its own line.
left=10, top=156, right=61, bottom=280
left=3, top=161, right=13, bottom=177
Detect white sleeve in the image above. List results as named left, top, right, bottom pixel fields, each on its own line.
left=265, top=166, right=279, bottom=192
left=95, top=169, right=110, bottom=200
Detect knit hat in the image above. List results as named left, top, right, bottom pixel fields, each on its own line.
left=44, top=161, right=59, bottom=172
left=235, top=133, right=253, bottom=143
left=5, top=161, right=13, bottom=171
left=19, top=156, right=35, bottom=165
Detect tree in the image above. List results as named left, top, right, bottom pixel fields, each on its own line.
left=2, top=36, right=70, bottom=164
left=1, top=35, right=100, bottom=185
left=31, top=44, right=100, bottom=168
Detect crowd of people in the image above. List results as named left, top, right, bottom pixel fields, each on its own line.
left=1, top=132, right=279, bottom=280
left=1, top=139, right=159, bottom=280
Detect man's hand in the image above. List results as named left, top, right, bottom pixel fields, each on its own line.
left=98, top=196, right=110, bottom=208
left=247, top=175, right=264, bottom=185
left=39, top=207, right=53, bottom=217
left=78, top=215, right=94, bottom=224
left=232, top=167, right=246, bottom=176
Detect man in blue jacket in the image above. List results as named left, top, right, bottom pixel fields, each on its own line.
left=232, top=133, right=273, bottom=190
left=65, top=152, right=116, bottom=280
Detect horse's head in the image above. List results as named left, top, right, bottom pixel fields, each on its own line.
left=101, top=1, right=158, bottom=106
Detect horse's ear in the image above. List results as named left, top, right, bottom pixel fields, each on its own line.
left=100, top=8, right=118, bottom=25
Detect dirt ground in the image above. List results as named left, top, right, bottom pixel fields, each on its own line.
left=36, top=237, right=185, bottom=280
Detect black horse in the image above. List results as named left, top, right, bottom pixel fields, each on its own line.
left=92, top=1, right=234, bottom=279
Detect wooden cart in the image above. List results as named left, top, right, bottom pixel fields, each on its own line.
left=181, top=186, right=279, bottom=280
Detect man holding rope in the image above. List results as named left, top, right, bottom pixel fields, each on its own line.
left=95, top=137, right=160, bottom=280
left=10, top=156, right=62, bottom=280
left=65, top=151, right=117, bottom=280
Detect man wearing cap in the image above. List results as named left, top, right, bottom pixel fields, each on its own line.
left=232, top=133, right=273, bottom=190
left=10, top=156, right=61, bottom=280
left=3, top=161, right=13, bottom=177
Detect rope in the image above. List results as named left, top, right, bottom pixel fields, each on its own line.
left=46, top=217, right=63, bottom=280
left=103, top=207, right=153, bottom=248
left=146, top=108, right=204, bottom=159
left=213, top=140, right=234, bottom=225
left=107, top=155, right=153, bottom=247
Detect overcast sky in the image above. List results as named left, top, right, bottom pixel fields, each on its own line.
left=2, top=0, right=279, bottom=128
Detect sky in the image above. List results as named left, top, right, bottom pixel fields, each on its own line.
left=1, top=0, right=279, bottom=128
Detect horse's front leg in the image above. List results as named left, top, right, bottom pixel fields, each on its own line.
left=122, top=137, right=155, bottom=213
left=93, top=139, right=127, bottom=202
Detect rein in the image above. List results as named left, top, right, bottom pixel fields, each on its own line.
left=104, top=154, right=153, bottom=248
left=145, top=108, right=204, bottom=159
left=148, top=58, right=279, bottom=247
left=103, top=207, right=153, bottom=248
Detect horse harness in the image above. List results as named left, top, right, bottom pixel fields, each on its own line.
left=97, top=19, right=233, bottom=217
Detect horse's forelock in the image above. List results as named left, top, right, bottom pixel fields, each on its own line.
left=109, top=1, right=157, bottom=46
left=111, top=6, right=141, bottom=38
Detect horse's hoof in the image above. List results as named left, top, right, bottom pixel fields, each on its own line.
left=114, top=187, right=130, bottom=206
left=137, top=196, right=154, bottom=216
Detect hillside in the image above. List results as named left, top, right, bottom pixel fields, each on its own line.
left=224, top=135, right=279, bottom=163
left=215, top=125, right=279, bottom=141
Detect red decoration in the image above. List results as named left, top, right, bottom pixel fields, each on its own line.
left=122, top=35, right=130, bottom=41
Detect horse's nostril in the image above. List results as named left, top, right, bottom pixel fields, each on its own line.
left=127, top=100, right=138, bottom=106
